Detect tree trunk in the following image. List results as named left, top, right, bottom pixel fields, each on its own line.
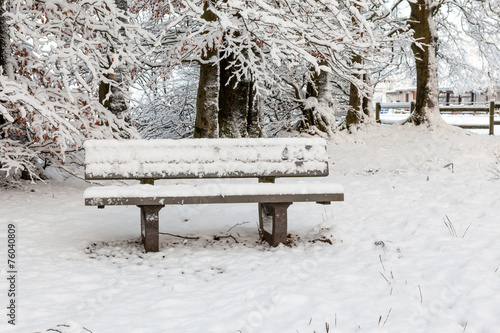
left=194, top=1, right=219, bottom=138
left=346, top=55, right=375, bottom=129
left=246, top=81, right=263, bottom=138
left=218, top=54, right=250, bottom=138
left=218, top=59, right=262, bottom=138
left=302, top=68, right=336, bottom=137
left=99, top=69, right=128, bottom=115
left=346, top=54, right=363, bottom=129
left=98, top=0, right=129, bottom=120
left=362, top=73, right=374, bottom=120
left=217, top=26, right=263, bottom=138
left=303, top=79, right=316, bottom=126
left=0, top=0, right=13, bottom=79
left=0, top=0, right=13, bottom=131
left=0, top=3, right=31, bottom=179
left=407, top=0, right=443, bottom=126
left=346, top=83, right=362, bottom=129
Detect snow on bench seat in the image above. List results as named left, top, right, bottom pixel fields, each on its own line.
left=84, top=137, right=330, bottom=180
left=84, top=183, right=344, bottom=206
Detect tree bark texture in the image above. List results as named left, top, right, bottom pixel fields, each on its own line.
left=194, top=50, right=219, bottom=138
left=194, top=1, right=219, bottom=138
left=346, top=84, right=362, bottom=128
left=362, top=73, right=374, bottom=120
left=408, top=0, right=442, bottom=126
left=346, top=54, right=363, bottom=129
left=246, top=81, right=263, bottom=138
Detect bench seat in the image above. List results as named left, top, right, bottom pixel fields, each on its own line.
left=84, top=183, right=344, bottom=206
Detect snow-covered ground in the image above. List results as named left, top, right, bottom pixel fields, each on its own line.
left=1, top=125, right=500, bottom=333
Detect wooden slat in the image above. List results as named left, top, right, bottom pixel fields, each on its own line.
left=84, top=164, right=329, bottom=180
left=85, top=192, right=344, bottom=206
left=439, top=107, right=489, bottom=112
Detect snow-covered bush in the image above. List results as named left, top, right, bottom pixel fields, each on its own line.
left=1, top=0, right=153, bottom=185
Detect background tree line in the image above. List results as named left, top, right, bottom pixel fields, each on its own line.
left=0, top=0, right=499, bottom=186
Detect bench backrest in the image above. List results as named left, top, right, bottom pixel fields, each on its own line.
left=84, top=138, right=330, bottom=180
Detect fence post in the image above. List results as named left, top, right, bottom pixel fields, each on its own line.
left=489, top=100, right=495, bottom=135
left=376, top=102, right=381, bottom=124
left=410, top=100, right=416, bottom=115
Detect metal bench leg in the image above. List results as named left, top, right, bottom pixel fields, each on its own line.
left=139, top=205, right=164, bottom=253
left=259, top=202, right=292, bottom=246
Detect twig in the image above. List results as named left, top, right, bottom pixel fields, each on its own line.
left=380, top=272, right=391, bottom=284
left=311, top=237, right=333, bottom=245
left=463, top=321, right=468, bottom=332
left=418, top=285, right=423, bottom=304
left=226, top=221, right=250, bottom=233
left=382, top=308, right=392, bottom=327
left=159, top=232, right=200, bottom=240
left=462, top=221, right=473, bottom=238
left=83, top=328, right=93, bottom=333
left=214, top=234, right=239, bottom=243
left=379, top=254, right=386, bottom=271
left=47, top=325, right=70, bottom=333
left=444, top=214, right=458, bottom=237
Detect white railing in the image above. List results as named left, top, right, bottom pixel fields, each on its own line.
left=375, top=100, right=499, bottom=135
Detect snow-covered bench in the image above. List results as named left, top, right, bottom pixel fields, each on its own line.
left=83, top=138, right=344, bottom=252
